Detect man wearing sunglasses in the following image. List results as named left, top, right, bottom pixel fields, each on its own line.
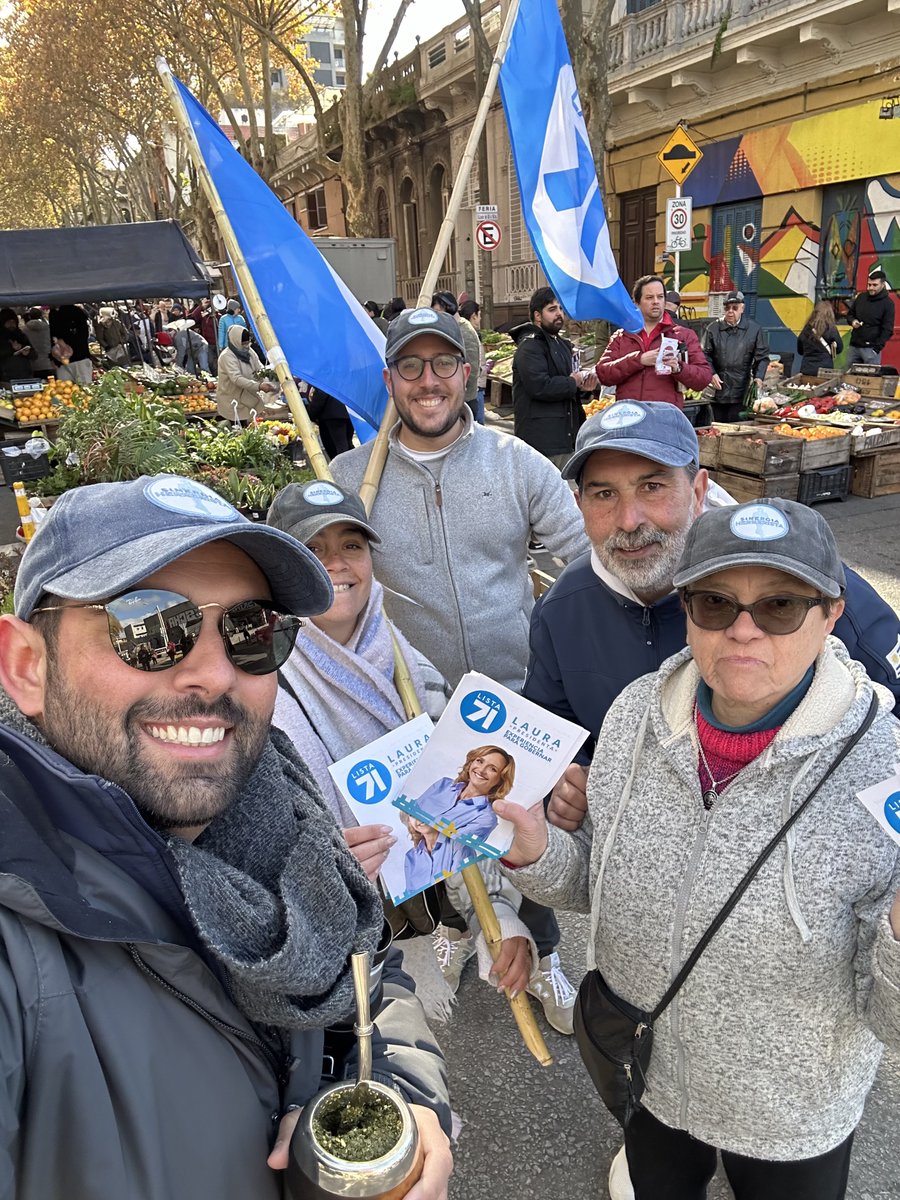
left=521, top=400, right=900, bottom=1200
left=0, top=475, right=452, bottom=1200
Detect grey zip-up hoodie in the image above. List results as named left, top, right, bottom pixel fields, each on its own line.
left=509, top=640, right=900, bottom=1160
left=331, top=409, right=589, bottom=690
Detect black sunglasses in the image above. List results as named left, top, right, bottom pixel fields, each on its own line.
left=682, top=590, right=827, bottom=635
left=39, top=589, right=302, bottom=675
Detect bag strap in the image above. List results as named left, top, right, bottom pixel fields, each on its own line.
left=650, top=691, right=878, bottom=1022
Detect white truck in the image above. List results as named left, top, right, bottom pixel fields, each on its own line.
left=311, top=236, right=398, bottom=307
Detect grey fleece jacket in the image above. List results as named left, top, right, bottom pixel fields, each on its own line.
left=331, top=409, right=589, bottom=690
left=509, top=640, right=900, bottom=1160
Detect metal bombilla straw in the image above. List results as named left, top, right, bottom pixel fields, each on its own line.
left=349, top=951, right=373, bottom=1100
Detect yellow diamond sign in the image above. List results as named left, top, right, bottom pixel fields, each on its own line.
left=657, top=125, right=703, bottom=185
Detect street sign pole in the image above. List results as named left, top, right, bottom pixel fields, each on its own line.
left=674, top=181, right=681, bottom=293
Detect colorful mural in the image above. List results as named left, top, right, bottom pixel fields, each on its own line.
left=686, top=100, right=900, bottom=207
left=664, top=175, right=900, bottom=369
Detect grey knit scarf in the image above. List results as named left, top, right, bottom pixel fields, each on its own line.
left=2, top=691, right=383, bottom=1029
left=168, top=727, right=384, bottom=1028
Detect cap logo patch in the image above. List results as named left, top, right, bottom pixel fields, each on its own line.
left=144, top=478, right=240, bottom=522
left=729, top=503, right=790, bottom=542
left=302, top=481, right=345, bottom=507
left=600, top=402, right=646, bottom=430
left=407, top=309, right=439, bottom=326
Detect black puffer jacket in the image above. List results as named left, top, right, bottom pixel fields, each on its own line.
left=847, top=288, right=895, bottom=352
left=701, top=317, right=769, bottom=407
left=511, top=323, right=585, bottom=458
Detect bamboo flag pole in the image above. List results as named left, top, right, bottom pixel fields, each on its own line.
left=358, top=0, right=551, bottom=1065
left=156, top=57, right=330, bottom=480
left=357, top=0, right=524, bottom=514
left=159, top=39, right=550, bottom=1067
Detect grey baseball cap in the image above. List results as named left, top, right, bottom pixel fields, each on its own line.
left=562, top=400, right=699, bottom=481
left=384, top=307, right=465, bottom=360
left=724, top=290, right=745, bottom=304
left=15, top=475, right=333, bottom=620
left=267, top=480, right=381, bottom=546
left=673, top=499, right=846, bottom=597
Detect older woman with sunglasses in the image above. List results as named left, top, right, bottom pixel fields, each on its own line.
left=499, top=499, right=900, bottom=1200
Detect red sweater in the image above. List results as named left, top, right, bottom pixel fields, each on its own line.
left=595, top=314, right=712, bottom=406
left=696, top=711, right=780, bottom=802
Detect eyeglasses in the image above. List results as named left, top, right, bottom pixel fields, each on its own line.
left=682, top=590, right=828, bottom=635
left=388, top=354, right=464, bottom=381
left=38, top=589, right=303, bottom=675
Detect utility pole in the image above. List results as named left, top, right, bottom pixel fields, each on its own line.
left=463, top=0, right=495, bottom=329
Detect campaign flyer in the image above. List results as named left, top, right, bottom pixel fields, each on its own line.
left=393, top=673, right=588, bottom=859
left=329, top=713, right=486, bottom=904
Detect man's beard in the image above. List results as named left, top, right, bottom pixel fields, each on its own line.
left=596, top=517, right=693, bottom=599
left=39, top=677, right=270, bottom=832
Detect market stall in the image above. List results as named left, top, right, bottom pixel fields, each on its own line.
left=0, top=220, right=211, bottom=306
left=697, top=366, right=900, bottom=505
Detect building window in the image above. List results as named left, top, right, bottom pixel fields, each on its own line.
left=376, top=188, right=390, bottom=238
left=428, top=43, right=447, bottom=68
left=306, top=186, right=328, bottom=230
left=626, top=0, right=662, bottom=11
left=313, top=67, right=332, bottom=85
left=270, top=68, right=286, bottom=89
left=454, top=26, right=471, bottom=52
left=335, top=73, right=345, bottom=86
left=308, top=40, right=332, bottom=62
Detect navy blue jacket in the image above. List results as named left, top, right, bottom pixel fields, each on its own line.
left=524, top=553, right=900, bottom=762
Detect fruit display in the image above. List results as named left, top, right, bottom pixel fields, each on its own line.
left=772, top=424, right=847, bottom=439
left=165, top=392, right=217, bottom=412
left=583, top=395, right=616, bottom=418
left=14, top=380, right=89, bottom=424
left=696, top=426, right=722, bottom=438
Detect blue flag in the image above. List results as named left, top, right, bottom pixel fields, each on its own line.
left=499, top=0, right=642, bottom=331
left=174, top=77, right=387, bottom=438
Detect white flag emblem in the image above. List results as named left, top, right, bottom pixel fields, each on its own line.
left=532, top=66, right=618, bottom=288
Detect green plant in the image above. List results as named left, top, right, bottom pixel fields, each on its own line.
left=53, top=374, right=188, bottom=484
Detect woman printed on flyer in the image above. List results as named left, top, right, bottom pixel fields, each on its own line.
left=413, top=746, right=516, bottom=844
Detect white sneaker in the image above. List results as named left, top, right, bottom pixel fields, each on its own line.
left=432, top=925, right=476, bottom=994
left=607, top=1146, right=635, bottom=1200
left=525, top=951, right=577, bottom=1034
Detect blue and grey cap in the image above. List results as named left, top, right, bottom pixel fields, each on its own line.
left=672, top=499, right=846, bottom=598
left=562, top=400, right=699, bottom=481
left=384, top=307, right=465, bottom=360
left=15, top=475, right=333, bottom=620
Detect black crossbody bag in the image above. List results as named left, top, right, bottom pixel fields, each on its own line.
left=573, top=693, right=878, bottom=1127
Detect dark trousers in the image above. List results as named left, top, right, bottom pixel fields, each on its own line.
left=625, top=1106, right=854, bottom=1200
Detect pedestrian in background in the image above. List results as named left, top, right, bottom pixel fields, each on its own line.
left=217, top=298, right=248, bottom=352
left=460, top=299, right=487, bottom=424
left=23, top=308, right=54, bottom=378
left=846, top=270, right=895, bottom=366
left=701, top=290, right=769, bottom=421
left=797, top=300, right=843, bottom=376
left=432, top=291, right=482, bottom=422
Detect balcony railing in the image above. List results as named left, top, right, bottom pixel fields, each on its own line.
left=607, top=0, right=823, bottom=78
left=398, top=272, right=457, bottom=304
left=500, top=259, right=544, bottom=304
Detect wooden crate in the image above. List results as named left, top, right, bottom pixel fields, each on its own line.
left=850, top=424, right=900, bottom=455
left=843, top=368, right=900, bottom=399
left=717, top=430, right=803, bottom=477
left=795, top=431, right=851, bottom=471
left=715, top=469, right=801, bottom=504
left=850, top=448, right=900, bottom=497
left=695, top=423, right=740, bottom=470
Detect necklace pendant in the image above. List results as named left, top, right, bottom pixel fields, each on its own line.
left=702, top=788, right=717, bottom=811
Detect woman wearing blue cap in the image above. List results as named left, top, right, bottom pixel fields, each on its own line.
left=498, top=498, right=900, bottom=1200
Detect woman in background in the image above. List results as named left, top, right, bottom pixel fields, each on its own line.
left=797, top=300, right=843, bottom=376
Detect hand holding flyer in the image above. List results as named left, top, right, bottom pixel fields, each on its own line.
left=393, top=673, right=588, bottom=860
